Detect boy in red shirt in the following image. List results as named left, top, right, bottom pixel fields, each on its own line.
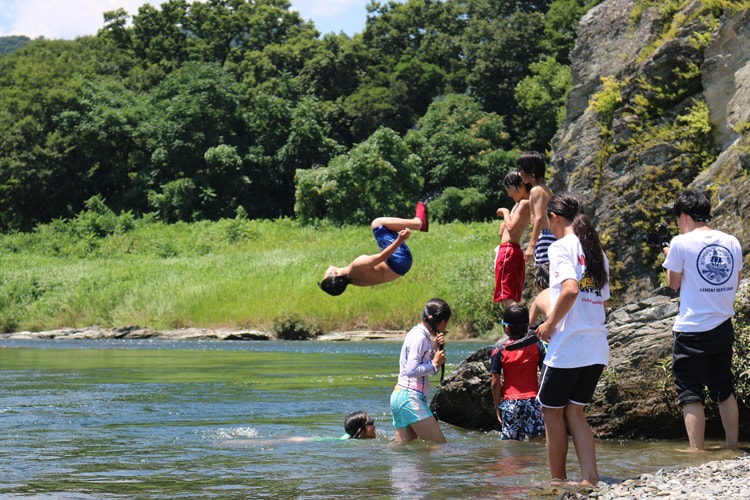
left=490, top=304, right=546, bottom=441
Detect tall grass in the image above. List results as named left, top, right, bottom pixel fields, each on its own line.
left=0, top=216, right=506, bottom=337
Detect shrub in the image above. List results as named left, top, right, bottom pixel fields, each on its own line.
left=273, top=314, right=322, bottom=340
left=733, top=319, right=750, bottom=409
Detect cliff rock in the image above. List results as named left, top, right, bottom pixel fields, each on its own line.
left=551, top=0, right=749, bottom=306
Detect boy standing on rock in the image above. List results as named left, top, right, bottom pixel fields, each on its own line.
left=493, top=172, right=531, bottom=305
left=662, top=190, right=743, bottom=451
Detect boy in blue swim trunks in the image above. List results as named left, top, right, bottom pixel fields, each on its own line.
left=319, top=202, right=428, bottom=296
left=516, top=151, right=556, bottom=267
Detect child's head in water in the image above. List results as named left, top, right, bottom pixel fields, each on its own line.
left=503, top=303, right=529, bottom=340
left=344, top=411, right=376, bottom=439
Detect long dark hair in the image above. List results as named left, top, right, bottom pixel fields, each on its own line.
left=547, top=192, right=608, bottom=289
left=422, top=298, right=452, bottom=334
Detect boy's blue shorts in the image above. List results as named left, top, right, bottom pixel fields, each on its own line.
left=373, top=226, right=413, bottom=275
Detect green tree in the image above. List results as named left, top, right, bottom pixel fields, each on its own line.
left=137, top=62, right=248, bottom=220
left=541, top=0, right=599, bottom=64
left=0, top=38, right=120, bottom=230
left=514, top=55, right=572, bottom=151
left=0, top=35, right=31, bottom=55
left=405, top=93, right=516, bottom=220
left=463, top=9, right=547, bottom=122
left=295, top=128, right=422, bottom=224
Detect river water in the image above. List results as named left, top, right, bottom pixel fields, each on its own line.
left=0, top=339, right=740, bottom=499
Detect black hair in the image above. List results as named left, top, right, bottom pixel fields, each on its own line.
left=503, top=303, right=529, bottom=339
left=546, top=192, right=608, bottom=290
left=344, top=410, right=370, bottom=439
left=673, top=190, right=713, bottom=222
left=516, top=151, right=546, bottom=181
left=534, top=262, right=549, bottom=289
left=422, top=298, right=452, bottom=334
left=503, top=171, right=530, bottom=192
left=319, top=274, right=352, bottom=296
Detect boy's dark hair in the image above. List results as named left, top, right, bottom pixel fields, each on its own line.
left=503, top=171, right=530, bottom=191
left=319, top=274, right=352, bottom=296
left=516, top=151, right=546, bottom=181
left=673, top=190, right=712, bottom=222
left=503, top=303, right=529, bottom=339
left=534, top=262, right=549, bottom=289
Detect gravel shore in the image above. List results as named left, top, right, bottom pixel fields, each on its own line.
left=529, top=454, right=750, bottom=499
left=593, top=454, right=750, bottom=499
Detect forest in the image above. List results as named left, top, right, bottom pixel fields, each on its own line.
left=0, top=0, right=596, bottom=232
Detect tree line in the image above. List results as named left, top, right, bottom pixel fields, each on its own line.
left=0, top=0, right=596, bottom=231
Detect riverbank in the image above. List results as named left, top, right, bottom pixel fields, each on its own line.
left=529, top=453, right=750, bottom=499
left=0, top=325, right=411, bottom=342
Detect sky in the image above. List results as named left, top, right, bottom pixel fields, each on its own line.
left=0, top=0, right=380, bottom=40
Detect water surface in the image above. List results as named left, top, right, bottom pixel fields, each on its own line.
left=0, top=339, right=741, bottom=498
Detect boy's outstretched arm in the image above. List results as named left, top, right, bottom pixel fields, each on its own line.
left=348, top=228, right=411, bottom=272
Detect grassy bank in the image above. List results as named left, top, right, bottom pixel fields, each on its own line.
left=0, top=214, right=505, bottom=338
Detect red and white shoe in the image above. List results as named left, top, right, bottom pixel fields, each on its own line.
left=416, top=201, right=428, bottom=232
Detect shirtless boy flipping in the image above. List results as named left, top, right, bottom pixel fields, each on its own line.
left=517, top=151, right=555, bottom=267
left=319, top=202, right=428, bottom=296
left=494, top=172, right=531, bottom=305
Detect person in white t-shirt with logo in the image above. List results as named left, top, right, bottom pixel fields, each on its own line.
left=534, top=191, right=610, bottom=487
left=662, top=190, right=743, bottom=452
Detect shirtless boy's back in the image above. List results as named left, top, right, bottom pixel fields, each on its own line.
left=517, top=151, right=555, bottom=266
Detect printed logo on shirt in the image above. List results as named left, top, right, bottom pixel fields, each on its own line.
left=578, top=271, right=603, bottom=297
left=696, top=244, right=734, bottom=286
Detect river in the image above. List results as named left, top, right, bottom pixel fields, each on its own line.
left=0, top=339, right=738, bottom=498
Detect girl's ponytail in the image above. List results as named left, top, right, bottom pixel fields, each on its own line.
left=547, top=192, right=608, bottom=289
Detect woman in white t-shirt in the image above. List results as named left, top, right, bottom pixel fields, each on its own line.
left=535, top=192, right=610, bottom=487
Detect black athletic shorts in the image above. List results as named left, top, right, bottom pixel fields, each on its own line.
left=537, top=364, right=605, bottom=408
left=672, top=318, right=735, bottom=406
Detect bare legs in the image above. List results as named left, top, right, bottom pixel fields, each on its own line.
left=542, top=404, right=599, bottom=486
left=683, top=394, right=739, bottom=451
left=395, top=417, right=446, bottom=444
left=371, top=216, right=423, bottom=232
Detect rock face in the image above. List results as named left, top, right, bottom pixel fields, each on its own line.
left=550, top=0, right=750, bottom=306
left=431, top=280, right=750, bottom=438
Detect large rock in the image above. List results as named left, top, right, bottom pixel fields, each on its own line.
left=551, top=0, right=750, bottom=306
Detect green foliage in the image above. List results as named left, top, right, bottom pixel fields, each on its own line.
left=0, top=35, right=31, bottom=55
left=147, top=178, right=199, bottom=223
left=514, top=55, right=572, bottom=150
left=295, top=128, right=422, bottom=225
left=589, top=76, right=623, bottom=127
left=273, top=314, right=322, bottom=340
left=541, top=0, right=600, bottom=63
left=0, top=0, right=592, bottom=229
left=430, top=187, right=489, bottom=223
left=404, top=93, right=514, bottom=214
left=733, top=319, right=750, bottom=408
